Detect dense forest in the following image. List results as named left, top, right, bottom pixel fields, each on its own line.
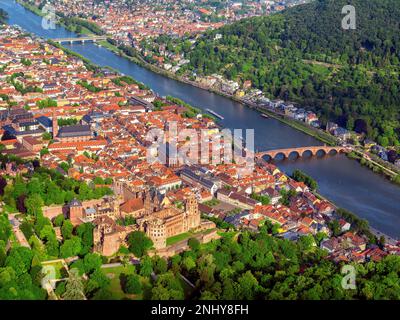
left=165, top=231, right=400, bottom=300
left=185, top=0, right=400, bottom=146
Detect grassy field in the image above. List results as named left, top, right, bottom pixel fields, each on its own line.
left=42, top=260, right=65, bottom=279
left=101, top=265, right=153, bottom=300
left=102, top=265, right=136, bottom=300
left=166, top=232, right=193, bottom=246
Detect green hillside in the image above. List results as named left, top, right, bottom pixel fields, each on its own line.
left=185, top=0, right=400, bottom=146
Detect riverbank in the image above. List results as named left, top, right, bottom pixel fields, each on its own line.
left=100, top=39, right=342, bottom=145
left=4, top=0, right=400, bottom=239
left=12, top=2, right=384, bottom=148
left=18, top=0, right=99, bottom=36
left=16, top=0, right=400, bottom=183
left=347, top=150, right=400, bottom=182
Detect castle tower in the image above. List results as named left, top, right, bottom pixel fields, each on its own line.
left=69, top=198, right=83, bottom=226
left=52, top=109, right=58, bottom=138
left=185, top=194, right=200, bottom=230
left=145, top=219, right=166, bottom=249
left=144, top=190, right=152, bottom=215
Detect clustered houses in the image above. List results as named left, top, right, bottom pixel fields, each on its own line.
left=1, top=27, right=399, bottom=262
left=45, top=0, right=299, bottom=49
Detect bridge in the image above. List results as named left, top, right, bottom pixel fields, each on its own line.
left=255, top=146, right=348, bottom=160
left=52, top=36, right=108, bottom=44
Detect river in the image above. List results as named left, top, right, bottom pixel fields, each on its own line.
left=1, top=0, right=400, bottom=239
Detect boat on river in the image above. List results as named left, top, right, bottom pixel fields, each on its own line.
left=205, top=108, right=224, bottom=120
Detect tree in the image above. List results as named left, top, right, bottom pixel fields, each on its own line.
left=34, top=214, right=52, bottom=236
left=93, top=177, right=104, bottom=185
left=62, top=270, right=85, bottom=300
left=42, top=132, right=52, bottom=140
left=61, top=220, right=73, bottom=240
left=60, top=237, right=82, bottom=258
left=0, top=214, right=11, bottom=243
left=39, top=225, right=56, bottom=242
left=151, top=272, right=184, bottom=300
left=53, top=214, right=65, bottom=227
left=329, top=220, right=342, bottom=237
left=346, top=116, right=355, bottom=131
left=86, top=269, right=110, bottom=294
left=238, top=271, right=258, bottom=299
left=152, top=256, right=168, bottom=274
left=40, top=148, right=49, bottom=157
left=387, top=150, right=398, bottom=163
left=127, top=231, right=153, bottom=257
left=123, top=274, right=142, bottom=294
left=315, top=232, right=327, bottom=246
left=5, top=246, right=33, bottom=276
left=76, top=223, right=94, bottom=255
left=183, top=256, right=196, bottom=272
left=139, top=256, right=153, bottom=277
left=188, top=237, right=200, bottom=251
left=83, top=253, right=102, bottom=274
left=0, top=176, right=7, bottom=196
left=298, top=235, right=315, bottom=251
left=354, top=119, right=369, bottom=134
left=45, top=239, right=59, bottom=258
left=24, top=194, right=44, bottom=216
left=104, top=177, right=113, bottom=185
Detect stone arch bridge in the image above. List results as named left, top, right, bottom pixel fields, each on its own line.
left=255, top=146, right=348, bottom=160
left=52, top=36, right=108, bottom=44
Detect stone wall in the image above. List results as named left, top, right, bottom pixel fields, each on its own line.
left=151, top=228, right=221, bottom=258
left=43, top=205, right=66, bottom=220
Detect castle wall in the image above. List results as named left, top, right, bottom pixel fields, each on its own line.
left=43, top=205, right=64, bottom=220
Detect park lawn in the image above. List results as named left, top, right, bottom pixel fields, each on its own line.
left=166, top=232, right=192, bottom=246
left=42, top=260, right=65, bottom=279
left=102, top=265, right=145, bottom=300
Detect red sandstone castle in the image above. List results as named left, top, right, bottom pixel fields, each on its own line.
left=65, top=184, right=205, bottom=256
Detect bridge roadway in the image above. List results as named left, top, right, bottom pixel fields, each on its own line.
left=255, top=145, right=348, bottom=160
left=52, top=36, right=108, bottom=44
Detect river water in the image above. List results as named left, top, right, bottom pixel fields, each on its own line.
left=1, top=0, right=400, bottom=238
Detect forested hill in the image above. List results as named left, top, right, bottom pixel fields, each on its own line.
left=186, top=0, right=400, bottom=146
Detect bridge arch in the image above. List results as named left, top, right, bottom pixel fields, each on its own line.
left=301, top=150, right=313, bottom=158
left=273, top=152, right=287, bottom=161
left=255, top=146, right=348, bottom=162
left=315, top=149, right=327, bottom=157
left=328, top=148, right=338, bottom=156
left=288, top=150, right=300, bottom=159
